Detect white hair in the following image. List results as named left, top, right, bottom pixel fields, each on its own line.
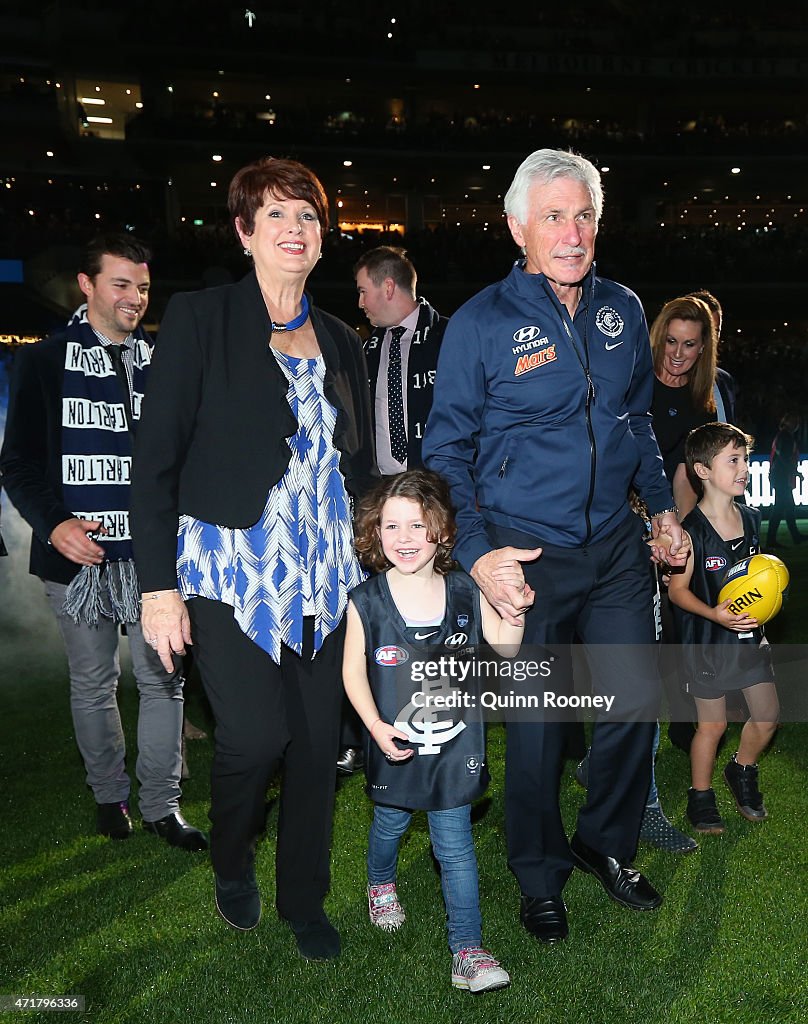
left=504, top=149, right=604, bottom=225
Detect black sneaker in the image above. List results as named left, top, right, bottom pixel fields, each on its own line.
left=723, top=754, right=768, bottom=821
left=686, top=788, right=725, bottom=834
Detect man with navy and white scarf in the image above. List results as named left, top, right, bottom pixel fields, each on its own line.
left=0, top=234, right=206, bottom=850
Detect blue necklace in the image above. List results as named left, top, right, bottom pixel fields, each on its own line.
left=271, top=294, right=309, bottom=333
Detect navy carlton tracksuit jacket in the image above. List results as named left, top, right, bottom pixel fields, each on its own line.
left=423, top=262, right=673, bottom=570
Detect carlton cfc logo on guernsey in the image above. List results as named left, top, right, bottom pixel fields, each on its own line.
left=374, top=645, right=409, bottom=666
left=595, top=306, right=624, bottom=339
left=705, top=556, right=728, bottom=572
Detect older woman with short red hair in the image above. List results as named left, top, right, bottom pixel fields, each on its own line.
left=130, top=157, right=375, bottom=956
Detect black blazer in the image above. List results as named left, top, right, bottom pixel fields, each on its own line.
left=364, top=298, right=447, bottom=470
left=130, top=271, right=377, bottom=593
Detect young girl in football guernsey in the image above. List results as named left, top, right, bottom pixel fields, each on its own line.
left=343, top=469, right=537, bottom=994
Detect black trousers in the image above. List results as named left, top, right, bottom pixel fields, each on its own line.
left=188, top=598, right=344, bottom=920
left=490, top=513, right=659, bottom=898
left=767, top=474, right=802, bottom=544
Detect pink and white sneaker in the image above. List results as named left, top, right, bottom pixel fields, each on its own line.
left=367, top=882, right=406, bottom=931
left=451, top=947, right=511, bottom=993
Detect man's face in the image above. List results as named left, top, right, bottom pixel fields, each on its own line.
left=507, top=177, right=597, bottom=288
left=356, top=267, right=392, bottom=328
left=78, top=254, right=150, bottom=342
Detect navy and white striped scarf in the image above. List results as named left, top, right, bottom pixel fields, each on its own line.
left=60, top=305, right=151, bottom=623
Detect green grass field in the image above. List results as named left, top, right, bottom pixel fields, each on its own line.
left=1, top=527, right=806, bottom=1024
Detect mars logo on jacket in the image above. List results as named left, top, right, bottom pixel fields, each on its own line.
left=375, top=645, right=409, bottom=666
left=514, top=344, right=556, bottom=376
left=705, top=556, right=727, bottom=572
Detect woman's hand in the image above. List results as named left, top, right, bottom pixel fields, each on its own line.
left=370, top=719, right=414, bottom=762
left=141, top=590, right=192, bottom=672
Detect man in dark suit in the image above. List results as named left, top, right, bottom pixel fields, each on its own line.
left=336, top=246, right=448, bottom=774
left=355, top=246, right=447, bottom=474
left=0, top=234, right=206, bottom=850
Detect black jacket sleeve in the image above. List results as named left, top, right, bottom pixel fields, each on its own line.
left=130, top=291, right=207, bottom=593
left=0, top=339, right=75, bottom=546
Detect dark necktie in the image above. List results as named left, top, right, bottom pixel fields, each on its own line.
left=386, top=325, right=408, bottom=464
left=107, top=344, right=135, bottom=435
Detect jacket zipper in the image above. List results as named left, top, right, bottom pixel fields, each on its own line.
left=543, top=272, right=597, bottom=543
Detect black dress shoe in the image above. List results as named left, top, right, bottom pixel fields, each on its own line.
left=520, top=895, right=568, bottom=944
left=215, top=871, right=261, bottom=930
left=284, top=911, right=341, bottom=960
left=96, top=800, right=134, bottom=840
left=570, top=833, right=662, bottom=911
left=336, top=746, right=364, bottom=775
left=143, top=811, right=208, bottom=852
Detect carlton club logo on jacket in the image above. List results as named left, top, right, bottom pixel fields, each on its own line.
left=595, top=306, right=624, bottom=339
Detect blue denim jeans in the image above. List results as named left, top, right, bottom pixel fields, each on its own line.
left=646, top=721, right=661, bottom=808
left=367, top=803, right=482, bottom=953
left=580, top=720, right=662, bottom=809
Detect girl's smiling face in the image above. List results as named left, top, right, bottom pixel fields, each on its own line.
left=378, top=496, right=440, bottom=576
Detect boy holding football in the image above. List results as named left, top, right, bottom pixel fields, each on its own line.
left=668, top=423, right=779, bottom=834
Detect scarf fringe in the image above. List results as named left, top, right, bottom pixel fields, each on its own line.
left=62, top=560, right=141, bottom=625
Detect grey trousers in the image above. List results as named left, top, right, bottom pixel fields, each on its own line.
left=43, top=579, right=184, bottom=821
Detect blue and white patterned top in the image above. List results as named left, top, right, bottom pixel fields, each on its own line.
left=176, top=350, right=365, bottom=662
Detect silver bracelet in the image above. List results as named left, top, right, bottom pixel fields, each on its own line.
left=142, top=591, right=179, bottom=601
left=650, top=506, right=679, bottom=519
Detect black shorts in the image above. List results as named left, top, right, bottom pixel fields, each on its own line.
left=684, top=639, right=775, bottom=699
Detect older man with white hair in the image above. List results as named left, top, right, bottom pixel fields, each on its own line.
left=424, top=149, right=685, bottom=943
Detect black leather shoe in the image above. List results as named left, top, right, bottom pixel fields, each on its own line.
left=336, top=746, right=364, bottom=775
left=96, top=800, right=134, bottom=840
left=285, top=911, right=341, bottom=960
left=520, top=895, right=568, bottom=944
left=570, top=833, right=662, bottom=911
left=215, top=871, right=261, bottom=930
left=143, top=811, right=208, bottom=851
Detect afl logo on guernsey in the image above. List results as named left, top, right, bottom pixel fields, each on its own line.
left=374, top=645, right=409, bottom=666
left=705, top=556, right=727, bottom=572
left=595, top=306, right=624, bottom=339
